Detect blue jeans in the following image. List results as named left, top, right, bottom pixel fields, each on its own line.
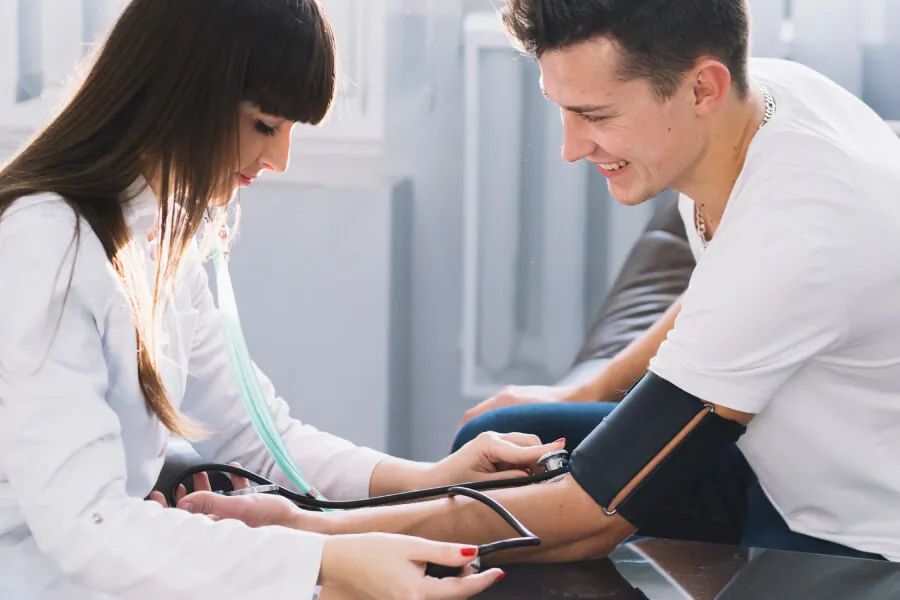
left=453, top=402, right=885, bottom=561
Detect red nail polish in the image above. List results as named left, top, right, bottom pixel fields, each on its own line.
left=496, top=571, right=506, bottom=581
left=555, top=438, right=566, bottom=445
left=461, top=547, right=478, bottom=558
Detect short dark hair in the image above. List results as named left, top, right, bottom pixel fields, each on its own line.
left=502, top=0, right=750, bottom=99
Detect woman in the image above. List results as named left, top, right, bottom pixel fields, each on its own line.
left=0, top=1, right=562, bottom=598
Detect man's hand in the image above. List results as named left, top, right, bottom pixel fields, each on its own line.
left=147, top=461, right=250, bottom=519
left=421, top=432, right=566, bottom=489
left=457, top=385, right=595, bottom=430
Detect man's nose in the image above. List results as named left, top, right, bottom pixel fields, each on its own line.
left=560, top=112, right=596, bottom=164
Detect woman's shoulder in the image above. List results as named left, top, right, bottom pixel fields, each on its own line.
left=0, top=192, right=113, bottom=292
left=3, top=191, right=88, bottom=231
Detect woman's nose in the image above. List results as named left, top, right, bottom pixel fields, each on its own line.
left=263, top=128, right=293, bottom=173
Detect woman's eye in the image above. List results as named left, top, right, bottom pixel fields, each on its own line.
left=254, top=120, right=277, bottom=137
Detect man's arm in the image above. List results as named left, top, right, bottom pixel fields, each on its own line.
left=300, top=475, right=638, bottom=564
left=577, top=296, right=683, bottom=402
left=176, top=393, right=750, bottom=564
left=296, top=393, right=752, bottom=567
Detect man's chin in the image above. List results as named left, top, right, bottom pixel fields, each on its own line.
left=607, top=181, right=663, bottom=206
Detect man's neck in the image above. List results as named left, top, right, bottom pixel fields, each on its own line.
left=676, top=87, right=768, bottom=236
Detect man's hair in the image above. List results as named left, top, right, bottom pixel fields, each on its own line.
left=502, top=0, right=750, bottom=99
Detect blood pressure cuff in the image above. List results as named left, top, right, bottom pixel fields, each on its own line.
left=569, top=372, right=747, bottom=529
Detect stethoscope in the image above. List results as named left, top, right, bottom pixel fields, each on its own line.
left=167, top=450, right=569, bottom=577
left=169, top=449, right=570, bottom=576
left=170, top=219, right=573, bottom=576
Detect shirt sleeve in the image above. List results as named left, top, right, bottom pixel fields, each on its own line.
left=0, top=202, right=327, bottom=599
left=649, top=209, right=849, bottom=415
left=179, top=245, right=388, bottom=501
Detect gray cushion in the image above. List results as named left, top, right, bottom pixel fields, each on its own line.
left=573, top=194, right=695, bottom=365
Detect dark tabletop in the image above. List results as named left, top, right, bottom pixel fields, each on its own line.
left=474, top=538, right=900, bottom=599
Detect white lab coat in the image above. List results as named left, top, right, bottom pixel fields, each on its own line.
left=0, top=181, right=388, bottom=599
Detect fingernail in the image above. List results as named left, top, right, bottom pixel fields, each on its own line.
left=496, top=571, right=506, bottom=581
left=555, top=438, right=566, bottom=445
left=461, top=547, right=478, bottom=557
left=180, top=502, right=194, bottom=512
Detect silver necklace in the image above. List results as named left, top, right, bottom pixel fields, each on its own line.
left=695, top=86, right=776, bottom=249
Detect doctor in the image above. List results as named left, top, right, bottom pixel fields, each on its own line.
left=0, top=1, right=560, bottom=598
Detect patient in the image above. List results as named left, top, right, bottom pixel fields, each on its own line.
left=170, top=0, right=900, bottom=566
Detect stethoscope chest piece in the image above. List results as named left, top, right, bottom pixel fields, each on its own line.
left=537, top=449, right=569, bottom=483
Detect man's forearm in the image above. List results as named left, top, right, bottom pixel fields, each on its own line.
left=581, top=296, right=683, bottom=402
left=304, top=475, right=636, bottom=564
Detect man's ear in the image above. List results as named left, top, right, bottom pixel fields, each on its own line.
left=691, top=59, right=733, bottom=118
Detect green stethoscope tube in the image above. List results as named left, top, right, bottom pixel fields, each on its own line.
left=211, top=241, right=336, bottom=510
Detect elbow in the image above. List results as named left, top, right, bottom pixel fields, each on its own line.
left=573, top=529, right=624, bottom=561
left=35, top=523, right=100, bottom=589
left=544, top=476, right=634, bottom=561
left=547, top=513, right=634, bottom=564
left=35, top=512, right=110, bottom=586
left=30, top=502, right=138, bottom=593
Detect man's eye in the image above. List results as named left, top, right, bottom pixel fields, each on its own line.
left=582, top=114, right=609, bottom=123
left=254, top=120, right=278, bottom=136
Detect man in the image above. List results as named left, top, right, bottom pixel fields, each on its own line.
left=175, top=0, right=900, bottom=564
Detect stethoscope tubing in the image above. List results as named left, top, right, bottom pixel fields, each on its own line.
left=169, top=462, right=567, bottom=569
left=169, top=462, right=569, bottom=513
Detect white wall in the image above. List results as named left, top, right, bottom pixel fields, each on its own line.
left=220, top=179, right=414, bottom=457
left=376, top=1, right=649, bottom=459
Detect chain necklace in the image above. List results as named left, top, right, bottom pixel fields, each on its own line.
left=694, top=86, right=776, bottom=250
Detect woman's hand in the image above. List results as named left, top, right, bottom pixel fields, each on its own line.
left=420, top=432, right=566, bottom=489
left=162, top=492, right=508, bottom=599
left=319, top=533, right=504, bottom=600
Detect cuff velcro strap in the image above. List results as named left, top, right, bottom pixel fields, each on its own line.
left=569, top=372, right=746, bottom=528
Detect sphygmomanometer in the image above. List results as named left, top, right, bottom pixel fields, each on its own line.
left=190, top=233, right=747, bottom=577
left=170, top=449, right=570, bottom=577
left=569, top=371, right=747, bottom=528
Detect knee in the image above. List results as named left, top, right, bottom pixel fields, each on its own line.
left=451, top=409, right=524, bottom=453
left=452, top=415, right=493, bottom=453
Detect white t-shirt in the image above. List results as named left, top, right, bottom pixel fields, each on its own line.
left=650, top=57, right=900, bottom=561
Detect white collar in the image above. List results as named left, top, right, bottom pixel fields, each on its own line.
left=121, top=176, right=159, bottom=238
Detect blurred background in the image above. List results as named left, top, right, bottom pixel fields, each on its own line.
left=1, top=0, right=898, bottom=461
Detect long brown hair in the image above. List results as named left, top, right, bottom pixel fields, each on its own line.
left=0, top=0, right=336, bottom=438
